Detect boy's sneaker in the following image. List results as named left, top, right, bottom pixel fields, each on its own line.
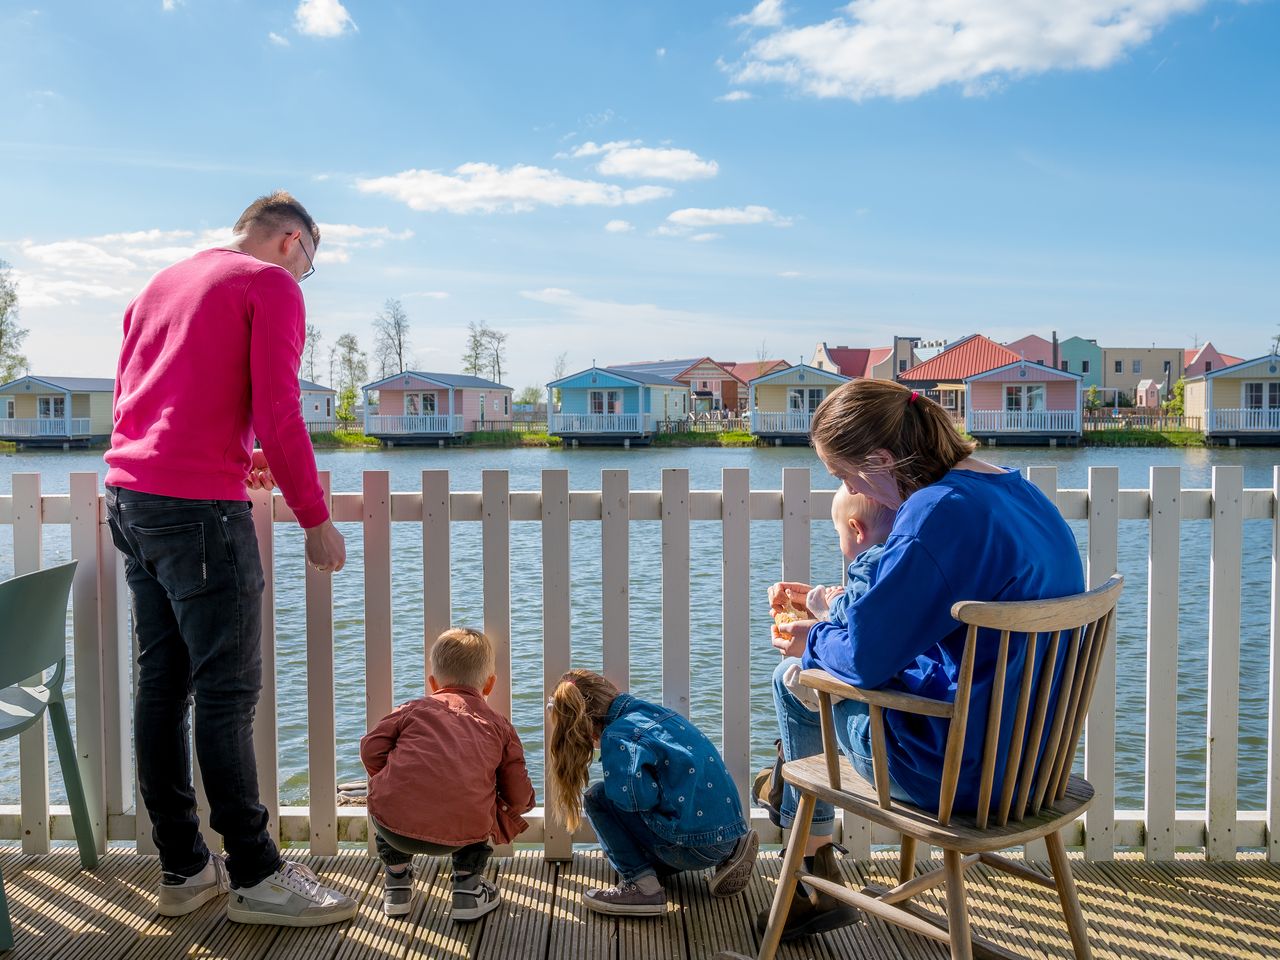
left=582, top=881, right=667, bottom=917
left=157, top=853, right=230, bottom=917
left=708, top=829, right=759, bottom=898
left=451, top=872, right=500, bottom=922
left=227, top=861, right=358, bottom=927
left=383, top=864, right=417, bottom=917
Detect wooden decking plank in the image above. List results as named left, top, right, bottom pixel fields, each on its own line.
left=472, top=852, right=557, bottom=960
left=944, top=854, right=1055, bottom=959
left=261, top=852, right=381, bottom=960
left=749, top=852, right=840, bottom=960
left=52, top=853, right=160, bottom=960
left=672, top=864, right=757, bottom=960
left=840, top=855, right=946, bottom=960
left=1069, top=859, right=1189, bottom=960
left=547, top=850, right=615, bottom=960
left=612, top=854, right=688, bottom=960
left=402, top=851, right=500, bottom=960
left=332, top=854, right=441, bottom=960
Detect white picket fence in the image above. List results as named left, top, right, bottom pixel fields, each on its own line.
left=1, top=465, right=1277, bottom=864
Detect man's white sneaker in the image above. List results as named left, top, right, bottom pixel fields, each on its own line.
left=226, top=861, right=357, bottom=927
left=157, top=854, right=231, bottom=917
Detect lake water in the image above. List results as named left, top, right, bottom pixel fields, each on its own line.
left=1, top=444, right=1276, bottom=817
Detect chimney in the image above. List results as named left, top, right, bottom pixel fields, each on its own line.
left=1051, top=331, right=1059, bottom=369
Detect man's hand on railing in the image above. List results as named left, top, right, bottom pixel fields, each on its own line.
left=246, top=449, right=276, bottom=490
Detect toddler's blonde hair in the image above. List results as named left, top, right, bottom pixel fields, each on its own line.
left=430, top=627, right=494, bottom=691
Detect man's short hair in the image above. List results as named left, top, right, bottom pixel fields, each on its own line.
left=430, top=628, right=495, bottom=691
left=233, top=190, right=321, bottom=247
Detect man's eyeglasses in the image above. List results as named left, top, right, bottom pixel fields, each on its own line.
left=295, top=232, right=316, bottom=282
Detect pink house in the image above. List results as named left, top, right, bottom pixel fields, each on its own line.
left=964, top=359, right=1083, bottom=444
left=1004, top=334, right=1056, bottom=368
left=1184, top=342, right=1244, bottom=378
left=1135, top=378, right=1162, bottom=409
left=362, top=371, right=512, bottom=442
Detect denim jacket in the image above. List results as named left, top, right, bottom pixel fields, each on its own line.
left=598, top=693, right=747, bottom=848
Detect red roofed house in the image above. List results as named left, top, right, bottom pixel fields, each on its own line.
left=897, top=334, right=1023, bottom=421
left=811, top=340, right=919, bottom=381
left=1184, top=342, right=1244, bottom=379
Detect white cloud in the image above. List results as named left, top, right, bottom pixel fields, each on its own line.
left=716, top=90, right=754, bottom=102
left=355, top=163, right=672, bottom=214
left=6, top=221, right=408, bottom=307
left=403, top=291, right=450, bottom=299
left=268, top=32, right=291, bottom=46
left=294, top=0, right=356, bottom=38
left=604, top=219, right=634, bottom=233
left=731, top=0, right=786, bottom=28
left=520, top=288, right=718, bottom=331
left=568, top=140, right=718, bottom=181
left=161, top=0, right=180, bottom=11
left=666, top=204, right=790, bottom=227
left=656, top=47, right=667, bottom=58
left=778, top=270, right=802, bottom=278
left=690, top=233, right=723, bottom=242
left=729, top=0, right=1206, bottom=101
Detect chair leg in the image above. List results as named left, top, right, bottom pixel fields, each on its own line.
left=943, top=848, right=973, bottom=960
left=1045, top=830, right=1092, bottom=960
left=48, top=701, right=99, bottom=870
left=757, top=791, right=817, bottom=960
left=898, top=835, right=917, bottom=885
left=0, top=862, right=12, bottom=951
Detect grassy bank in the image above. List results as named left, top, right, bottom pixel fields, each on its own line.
left=309, top=429, right=381, bottom=448
left=651, top=430, right=759, bottom=447
left=466, top=430, right=563, bottom=448
left=1082, top=429, right=1205, bottom=447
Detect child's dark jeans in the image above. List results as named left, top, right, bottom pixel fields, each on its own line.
left=372, top=817, right=492, bottom=876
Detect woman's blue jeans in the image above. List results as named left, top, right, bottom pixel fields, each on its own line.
left=772, top=657, right=900, bottom=836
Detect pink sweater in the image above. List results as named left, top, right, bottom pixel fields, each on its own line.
left=105, top=249, right=328, bottom=528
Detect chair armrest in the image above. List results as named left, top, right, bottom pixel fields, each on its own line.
left=797, top=669, right=954, bottom=719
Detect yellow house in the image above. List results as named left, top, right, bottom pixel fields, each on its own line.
left=0, top=376, right=114, bottom=447
left=748, top=363, right=849, bottom=443
left=1183, top=354, right=1280, bottom=445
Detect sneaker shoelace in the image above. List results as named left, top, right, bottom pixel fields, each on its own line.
left=278, top=862, right=324, bottom=901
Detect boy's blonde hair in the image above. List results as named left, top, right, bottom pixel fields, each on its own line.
left=833, top=485, right=895, bottom=533
left=547, top=669, right=619, bottom=832
left=430, top=628, right=494, bottom=690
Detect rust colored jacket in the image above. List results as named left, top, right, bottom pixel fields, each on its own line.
left=361, top=687, right=535, bottom=846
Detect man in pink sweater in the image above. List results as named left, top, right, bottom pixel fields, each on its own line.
left=104, top=192, right=355, bottom=927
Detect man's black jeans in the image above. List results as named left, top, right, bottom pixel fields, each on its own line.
left=106, top=485, right=280, bottom=888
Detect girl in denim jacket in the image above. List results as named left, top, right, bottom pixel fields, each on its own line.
left=547, top=669, right=758, bottom=916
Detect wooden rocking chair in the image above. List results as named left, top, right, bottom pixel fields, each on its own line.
left=725, top=573, right=1123, bottom=960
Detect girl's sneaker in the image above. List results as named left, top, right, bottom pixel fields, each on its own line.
left=582, top=881, right=667, bottom=916
left=708, top=829, right=759, bottom=898
left=157, top=853, right=230, bottom=917
left=383, top=864, right=417, bottom=917
left=451, top=873, right=500, bottom=922
left=227, top=861, right=357, bottom=927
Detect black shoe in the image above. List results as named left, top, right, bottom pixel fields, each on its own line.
left=751, top=739, right=786, bottom=828
left=756, top=842, right=859, bottom=942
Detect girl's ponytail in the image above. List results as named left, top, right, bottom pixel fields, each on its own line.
left=547, top=669, right=619, bottom=832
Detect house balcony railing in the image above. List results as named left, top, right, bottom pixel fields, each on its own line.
left=750, top=410, right=813, bottom=433
left=1209, top=408, right=1280, bottom=432
left=548, top=413, right=644, bottom=433
left=365, top=414, right=464, bottom=435
left=968, top=409, right=1081, bottom=433
left=0, top=418, right=91, bottom=438
left=2, top=466, right=1277, bottom=867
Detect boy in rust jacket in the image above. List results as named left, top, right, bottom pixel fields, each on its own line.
left=360, top=628, right=535, bottom=921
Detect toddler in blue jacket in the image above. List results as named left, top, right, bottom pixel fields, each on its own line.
left=547, top=669, right=758, bottom=916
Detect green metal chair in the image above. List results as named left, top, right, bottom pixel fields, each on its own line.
left=0, top=561, right=98, bottom=952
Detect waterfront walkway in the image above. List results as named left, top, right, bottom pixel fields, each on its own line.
left=2, top=846, right=1276, bottom=959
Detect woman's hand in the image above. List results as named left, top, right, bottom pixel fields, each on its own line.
left=768, top=581, right=813, bottom=615
left=771, top=618, right=817, bottom=658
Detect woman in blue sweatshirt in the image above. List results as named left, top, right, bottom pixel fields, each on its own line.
left=764, top=378, right=1084, bottom=941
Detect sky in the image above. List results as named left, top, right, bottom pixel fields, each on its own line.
left=1, top=0, right=1277, bottom=393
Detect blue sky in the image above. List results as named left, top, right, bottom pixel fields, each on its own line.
left=1, top=0, right=1277, bottom=392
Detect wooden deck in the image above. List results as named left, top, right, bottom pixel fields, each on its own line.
left=3, top=846, right=1277, bottom=959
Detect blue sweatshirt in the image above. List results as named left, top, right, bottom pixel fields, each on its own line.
left=802, top=467, right=1085, bottom=813
left=827, top=543, right=885, bottom=627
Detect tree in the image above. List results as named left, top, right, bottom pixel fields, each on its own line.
left=373, top=298, right=411, bottom=378
left=1164, top=377, right=1186, bottom=416
left=515, top=385, right=542, bottom=406
left=1272, top=325, right=1280, bottom=356
left=551, top=350, right=568, bottom=407
left=0, top=261, right=30, bottom=383
left=334, top=333, right=368, bottom=394
left=462, top=321, right=488, bottom=377
left=1085, top=384, right=1100, bottom=411
left=303, top=324, right=323, bottom=383
left=755, top=338, right=770, bottom=367
left=486, top=327, right=508, bottom=384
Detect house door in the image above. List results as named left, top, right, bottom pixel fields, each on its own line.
left=37, top=396, right=65, bottom=420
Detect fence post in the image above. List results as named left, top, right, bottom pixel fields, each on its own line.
left=363, top=471, right=393, bottom=855
left=1146, top=467, right=1181, bottom=860
left=482, top=471, right=512, bottom=717
left=69, top=472, right=107, bottom=854
left=1207, top=466, right=1243, bottom=860
left=661, top=469, right=691, bottom=717
left=542, top=470, right=572, bottom=860
left=1269, top=465, right=1280, bottom=863
left=14, top=473, right=49, bottom=855
left=306, top=472, right=337, bottom=856
left=1085, top=466, right=1118, bottom=860
left=252, top=486, right=279, bottom=844
left=422, top=471, right=451, bottom=679
left=721, top=468, right=752, bottom=813
left=601, top=470, right=630, bottom=691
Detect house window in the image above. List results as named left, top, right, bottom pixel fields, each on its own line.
left=1060, top=361, right=1068, bottom=371
left=1082, top=360, right=1090, bottom=374
left=2, top=398, right=12, bottom=419
left=1272, top=383, right=1280, bottom=408
left=899, top=359, right=908, bottom=372
left=325, top=397, right=332, bottom=417
left=1244, top=383, right=1263, bottom=409
left=404, top=393, right=437, bottom=416
left=939, top=391, right=957, bottom=410
left=37, top=396, right=66, bottom=419
left=1005, top=384, right=1046, bottom=412
left=590, top=390, right=622, bottom=415
left=1132, top=360, right=1142, bottom=374
left=1163, top=360, right=1171, bottom=375
left=1205, top=362, right=1212, bottom=372
left=788, top=387, right=824, bottom=413
left=503, top=395, right=510, bottom=416
left=1114, top=360, right=1123, bottom=374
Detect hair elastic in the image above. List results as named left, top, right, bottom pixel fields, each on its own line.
left=908, top=391, right=919, bottom=404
